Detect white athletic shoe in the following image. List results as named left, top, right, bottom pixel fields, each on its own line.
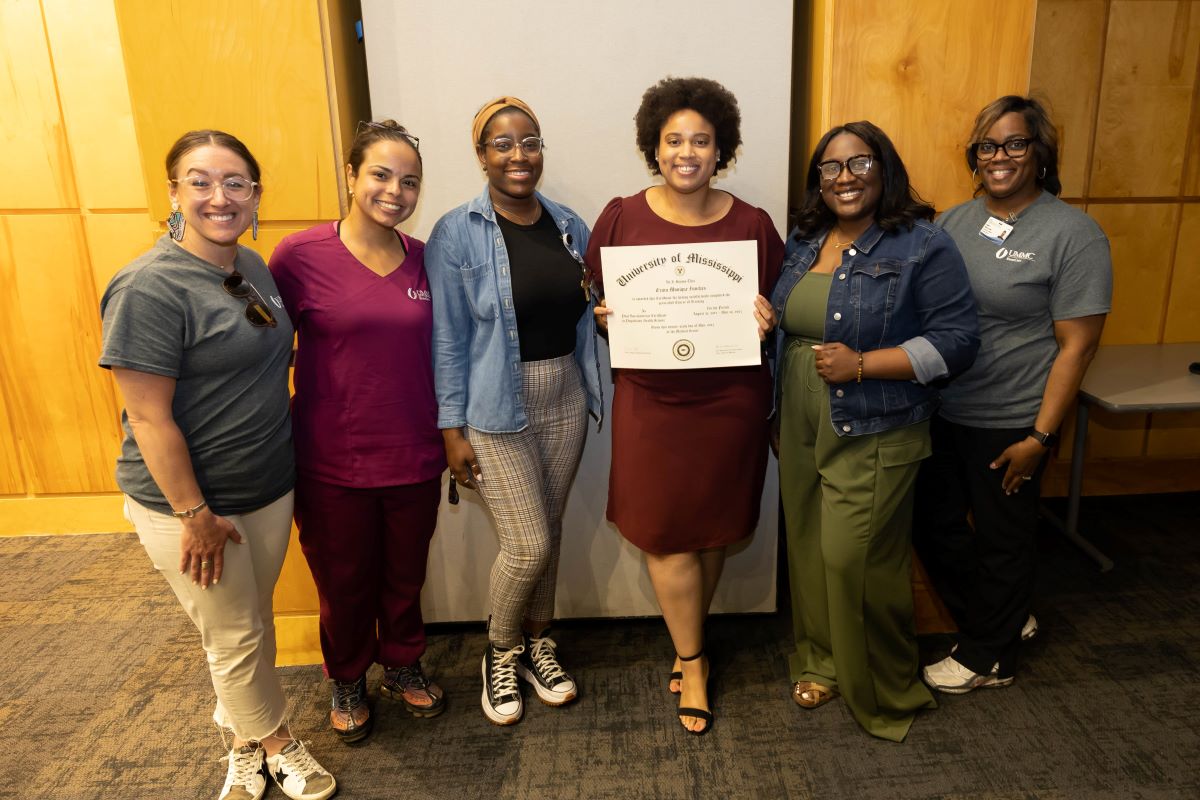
left=265, top=740, right=336, bottom=800
left=218, top=743, right=266, bottom=800
left=1022, top=614, right=1039, bottom=641
left=923, top=655, right=1014, bottom=694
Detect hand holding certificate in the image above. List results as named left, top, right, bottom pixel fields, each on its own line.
left=601, top=240, right=761, bottom=369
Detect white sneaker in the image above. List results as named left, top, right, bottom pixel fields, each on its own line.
left=219, top=743, right=266, bottom=800
left=923, top=655, right=1014, bottom=694
left=481, top=643, right=524, bottom=725
left=518, top=632, right=577, bottom=706
left=265, top=740, right=336, bottom=800
left=1022, top=614, right=1039, bottom=641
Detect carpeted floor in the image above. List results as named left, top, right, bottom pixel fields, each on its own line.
left=1, top=492, right=1197, bottom=799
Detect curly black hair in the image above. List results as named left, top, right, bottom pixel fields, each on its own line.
left=634, top=76, right=741, bottom=175
left=792, top=121, right=934, bottom=239
left=966, top=95, right=1061, bottom=197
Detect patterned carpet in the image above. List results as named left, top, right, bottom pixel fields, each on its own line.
left=0, top=492, right=1197, bottom=799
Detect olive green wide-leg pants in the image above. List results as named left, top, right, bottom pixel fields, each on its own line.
left=779, top=337, right=936, bottom=742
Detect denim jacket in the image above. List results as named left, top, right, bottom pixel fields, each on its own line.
left=769, top=219, right=979, bottom=436
left=426, top=187, right=604, bottom=433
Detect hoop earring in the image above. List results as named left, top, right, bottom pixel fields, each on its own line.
left=167, top=202, right=185, bottom=242
left=1038, top=167, right=1047, bottom=179
left=251, top=210, right=259, bottom=241
left=971, top=168, right=978, bottom=184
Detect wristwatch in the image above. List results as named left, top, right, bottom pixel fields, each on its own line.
left=171, top=500, right=208, bottom=518
left=1028, top=429, right=1057, bottom=448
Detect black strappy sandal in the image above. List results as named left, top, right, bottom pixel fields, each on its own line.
left=676, top=651, right=713, bottom=736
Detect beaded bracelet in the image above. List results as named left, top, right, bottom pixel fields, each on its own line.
left=856, top=352, right=864, bottom=383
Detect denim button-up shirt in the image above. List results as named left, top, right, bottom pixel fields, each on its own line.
left=769, top=219, right=979, bottom=436
left=426, top=187, right=604, bottom=433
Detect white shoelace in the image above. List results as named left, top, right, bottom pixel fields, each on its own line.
left=528, top=636, right=567, bottom=683
left=491, top=645, right=524, bottom=697
left=276, top=740, right=324, bottom=779
left=222, top=745, right=262, bottom=788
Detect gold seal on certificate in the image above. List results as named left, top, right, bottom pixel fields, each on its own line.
left=601, top=240, right=760, bottom=369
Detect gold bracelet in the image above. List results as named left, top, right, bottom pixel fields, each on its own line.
left=856, top=352, right=864, bottom=384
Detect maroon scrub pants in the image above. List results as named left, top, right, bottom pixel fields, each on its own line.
left=295, top=473, right=441, bottom=681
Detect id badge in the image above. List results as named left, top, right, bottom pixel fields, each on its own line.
left=978, top=216, right=1014, bottom=245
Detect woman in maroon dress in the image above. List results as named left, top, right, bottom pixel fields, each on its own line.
left=587, top=76, right=782, bottom=735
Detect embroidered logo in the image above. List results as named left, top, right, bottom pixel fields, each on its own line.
left=408, top=287, right=432, bottom=301
left=270, top=295, right=283, bottom=308
left=995, top=247, right=1036, bottom=263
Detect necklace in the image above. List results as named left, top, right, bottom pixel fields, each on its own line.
left=830, top=229, right=854, bottom=249
left=494, top=202, right=541, bottom=225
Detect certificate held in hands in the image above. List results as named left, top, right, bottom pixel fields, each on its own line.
left=601, top=240, right=760, bottom=369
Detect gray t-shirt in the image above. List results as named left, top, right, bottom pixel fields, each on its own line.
left=936, top=192, right=1112, bottom=427
left=99, top=236, right=295, bottom=515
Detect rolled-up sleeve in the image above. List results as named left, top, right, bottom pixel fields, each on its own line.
left=426, top=220, right=471, bottom=429
left=905, top=229, right=980, bottom=383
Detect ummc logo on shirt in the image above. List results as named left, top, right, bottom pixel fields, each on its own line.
left=408, top=288, right=432, bottom=301
left=995, top=248, right=1036, bottom=263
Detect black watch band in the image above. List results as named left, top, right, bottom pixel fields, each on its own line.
left=1029, top=429, right=1057, bottom=448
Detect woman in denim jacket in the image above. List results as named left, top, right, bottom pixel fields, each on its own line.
left=770, top=121, right=979, bottom=741
left=425, top=97, right=603, bottom=727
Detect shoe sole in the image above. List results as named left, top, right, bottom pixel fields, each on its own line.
left=516, top=662, right=577, bottom=706
left=379, top=684, right=447, bottom=718
left=925, top=673, right=1015, bottom=694
left=331, top=712, right=373, bottom=744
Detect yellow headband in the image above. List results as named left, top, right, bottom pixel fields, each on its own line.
left=471, top=96, right=540, bottom=147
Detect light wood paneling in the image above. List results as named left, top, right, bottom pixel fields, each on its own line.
left=1162, top=204, right=1200, bottom=342
left=0, top=0, right=78, bottom=210
left=275, top=613, right=322, bottom=667
left=1147, top=411, right=1200, bottom=455
left=826, top=0, right=1037, bottom=213
left=114, top=0, right=339, bottom=223
left=0, top=373, right=29, bottom=495
left=273, top=527, right=318, bottom=614
left=319, top=0, right=371, bottom=215
left=1088, top=203, right=1180, bottom=344
left=0, top=494, right=132, bottom=536
left=41, top=0, right=147, bottom=211
left=1087, top=407, right=1150, bottom=458
left=83, top=214, right=159, bottom=298
left=1030, top=0, right=1107, bottom=198
left=0, top=215, right=122, bottom=493
left=1090, top=0, right=1200, bottom=197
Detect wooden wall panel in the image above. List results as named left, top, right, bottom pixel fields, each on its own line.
left=0, top=372, right=29, bottom=496
left=1146, top=411, right=1200, bottom=455
left=1162, top=204, right=1200, bottom=342
left=0, top=0, right=78, bottom=210
left=41, top=0, right=147, bottom=211
left=113, top=0, right=339, bottom=223
left=274, top=527, right=318, bottom=614
left=0, top=216, right=122, bottom=493
left=1090, top=1, right=1200, bottom=197
left=83, top=214, right=160, bottom=299
left=1088, top=203, right=1180, bottom=344
left=826, top=0, right=1036, bottom=213
left=1030, top=0, right=1107, bottom=198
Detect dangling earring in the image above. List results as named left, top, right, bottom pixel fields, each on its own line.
left=251, top=210, right=259, bottom=241
left=971, top=168, right=979, bottom=186
left=1038, top=167, right=1047, bottom=179
left=167, top=201, right=185, bottom=242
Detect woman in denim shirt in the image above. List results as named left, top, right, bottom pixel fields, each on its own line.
left=770, top=121, right=979, bottom=741
left=425, top=97, right=603, bottom=727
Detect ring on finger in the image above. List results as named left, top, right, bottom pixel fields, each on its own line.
left=1021, top=475, right=1033, bottom=481
left=200, top=560, right=211, bottom=569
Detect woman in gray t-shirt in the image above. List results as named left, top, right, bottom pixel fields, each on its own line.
left=914, top=97, right=1112, bottom=696
left=99, top=130, right=335, bottom=800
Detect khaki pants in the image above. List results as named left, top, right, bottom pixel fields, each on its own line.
left=125, top=491, right=293, bottom=741
left=779, top=337, right=936, bottom=742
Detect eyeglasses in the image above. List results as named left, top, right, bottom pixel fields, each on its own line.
left=483, top=137, right=545, bottom=156
left=970, top=138, right=1031, bottom=160
left=355, top=120, right=420, bottom=152
left=817, top=155, right=873, bottom=182
left=171, top=176, right=258, bottom=202
left=223, top=271, right=277, bottom=328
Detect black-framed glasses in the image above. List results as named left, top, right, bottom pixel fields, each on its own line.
left=223, top=271, right=277, bottom=328
left=817, top=154, right=873, bottom=182
left=971, top=138, right=1031, bottom=160
left=483, top=136, right=545, bottom=156
left=170, top=176, right=258, bottom=202
left=355, top=120, right=420, bottom=152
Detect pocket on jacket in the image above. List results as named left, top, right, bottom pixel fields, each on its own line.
left=461, top=262, right=499, bottom=320
left=850, top=259, right=903, bottom=314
